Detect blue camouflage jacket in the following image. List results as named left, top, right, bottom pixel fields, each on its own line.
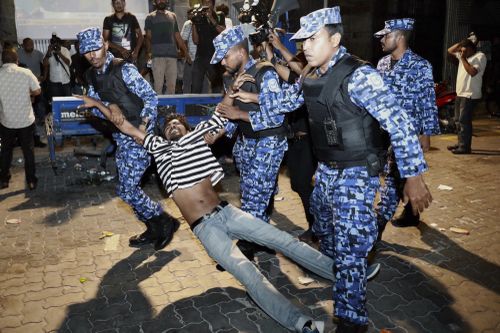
left=274, top=46, right=428, bottom=178
left=377, top=49, right=440, bottom=136
left=87, top=52, right=158, bottom=139
left=224, top=58, right=285, bottom=137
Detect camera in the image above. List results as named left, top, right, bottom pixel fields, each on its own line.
left=238, top=0, right=252, bottom=24
left=50, top=33, right=62, bottom=53
left=246, top=0, right=299, bottom=46
left=191, top=4, right=209, bottom=25
left=249, top=25, right=270, bottom=45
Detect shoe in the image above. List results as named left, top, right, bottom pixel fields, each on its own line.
left=28, top=179, right=38, bottom=190
left=298, top=229, right=319, bottom=245
left=335, top=319, right=366, bottom=333
left=366, top=263, right=381, bottom=280
left=452, top=148, right=471, bottom=154
left=447, top=144, right=459, bottom=151
left=391, top=204, right=420, bottom=228
left=129, top=221, right=157, bottom=247
left=302, top=320, right=324, bottom=333
left=153, top=213, right=180, bottom=251
left=34, top=136, right=47, bottom=148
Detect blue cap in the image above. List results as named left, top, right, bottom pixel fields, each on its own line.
left=77, top=27, right=103, bottom=54
left=290, top=7, right=342, bottom=40
left=210, top=26, right=246, bottom=64
left=374, top=18, right=415, bottom=37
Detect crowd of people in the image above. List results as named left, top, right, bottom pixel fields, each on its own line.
left=0, top=1, right=496, bottom=333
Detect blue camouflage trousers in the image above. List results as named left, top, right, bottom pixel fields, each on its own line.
left=114, top=134, right=162, bottom=222
left=310, top=163, right=379, bottom=324
left=377, top=147, right=404, bottom=224
left=233, top=135, right=287, bottom=222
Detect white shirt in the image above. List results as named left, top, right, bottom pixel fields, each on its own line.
left=48, top=47, right=72, bottom=84
left=0, top=63, right=40, bottom=128
left=180, top=20, right=197, bottom=60
left=455, top=51, right=487, bottom=99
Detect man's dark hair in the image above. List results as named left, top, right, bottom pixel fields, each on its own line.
left=216, top=4, right=229, bottom=16
left=2, top=48, right=18, bottom=64
left=394, top=30, right=412, bottom=46
left=236, top=39, right=249, bottom=54
left=324, top=24, right=344, bottom=37
left=459, top=38, right=477, bottom=53
left=22, top=38, right=32, bottom=45
left=163, top=114, right=191, bottom=134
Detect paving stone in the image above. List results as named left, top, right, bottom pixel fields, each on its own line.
left=0, top=119, right=499, bottom=333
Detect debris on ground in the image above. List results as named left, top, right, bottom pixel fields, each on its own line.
left=438, top=184, right=453, bottom=191
left=450, top=227, right=470, bottom=235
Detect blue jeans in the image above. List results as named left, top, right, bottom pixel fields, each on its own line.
left=193, top=203, right=334, bottom=332
left=454, top=96, right=479, bottom=151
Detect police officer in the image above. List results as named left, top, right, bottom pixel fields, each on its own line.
left=207, top=26, right=288, bottom=260
left=76, top=27, right=178, bottom=251
left=374, top=19, right=440, bottom=232
left=258, top=7, right=432, bottom=332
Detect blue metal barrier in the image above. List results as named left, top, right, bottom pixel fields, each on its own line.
left=46, top=94, right=223, bottom=170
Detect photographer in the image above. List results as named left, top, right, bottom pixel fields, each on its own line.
left=191, top=0, right=225, bottom=93
left=43, top=34, right=72, bottom=100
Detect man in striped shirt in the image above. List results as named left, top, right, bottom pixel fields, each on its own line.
left=75, top=94, right=330, bottom=333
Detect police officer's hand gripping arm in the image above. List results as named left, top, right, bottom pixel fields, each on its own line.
left=348, top=67, right=432, bottom=215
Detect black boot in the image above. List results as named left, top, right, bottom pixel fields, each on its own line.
left=153, top=213, right=180, bottom=251
left=335, top=319, right=367, bottom=333
left=129, top=221, right=156, bottom=247
left=391, top=203, right=420, bottom=228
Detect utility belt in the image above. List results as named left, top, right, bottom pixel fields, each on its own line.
left=190, top=201, right=229, bottom=231
left=321, top=153, right=386, bottom=177
left=240, top=125, right=287, bottom=139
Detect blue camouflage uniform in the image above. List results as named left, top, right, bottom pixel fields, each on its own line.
left=77, top=27, right=162, bottom=222
left=263, top=8, right=428, bottom=324
left=374, top=19, right=440, bottom=224
left=211, top=26, right=287, bottom=223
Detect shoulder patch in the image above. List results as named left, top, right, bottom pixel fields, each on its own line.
left=366, top=72, right=384, bottom=89
left=268, top=78, right=280, bottom=93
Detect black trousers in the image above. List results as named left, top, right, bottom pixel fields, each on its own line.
left=191, top=56, right=223, bottom=93
left=287, top=135, right=317, bottom=227
left=47, top=81, right=71, bottom=103
left=0, top=123, right=37, bottom=184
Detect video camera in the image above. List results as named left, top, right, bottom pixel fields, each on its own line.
left=238, top=0, right=252, bottom=24
left=50, top=33, right=62, bottom=53
left=247, top=0, right=299, bottom=45
left=191, top=4, right=210, bottom=25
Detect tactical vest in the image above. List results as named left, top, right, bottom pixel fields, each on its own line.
left=303, top=55, right=387, bottom=173
left=86, top=59, right=143, bottom=126
left=223, top=61, right=287, bottom=139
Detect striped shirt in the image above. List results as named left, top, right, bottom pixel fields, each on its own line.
left=143, top=113, right=228, bottom=197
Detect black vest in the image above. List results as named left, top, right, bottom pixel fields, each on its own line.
left=303, top=55, right=387, bottom=172
left=86, top=59, right=143, bottom=126
left=223, top=61, right=287, bottom=139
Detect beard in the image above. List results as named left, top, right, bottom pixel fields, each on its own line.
left=156, top=3, right=167, bottom=10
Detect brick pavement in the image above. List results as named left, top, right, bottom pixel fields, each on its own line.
left=0, top=117, right=499, bottom=333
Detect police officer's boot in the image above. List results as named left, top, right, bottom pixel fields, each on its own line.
left=391, top=203, right=420, bottom=228
left=129, top=221, right=157, bottom=247
left=335, top=319, right=367, bottom=333
left=152, top=213, right=180, bottom=251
